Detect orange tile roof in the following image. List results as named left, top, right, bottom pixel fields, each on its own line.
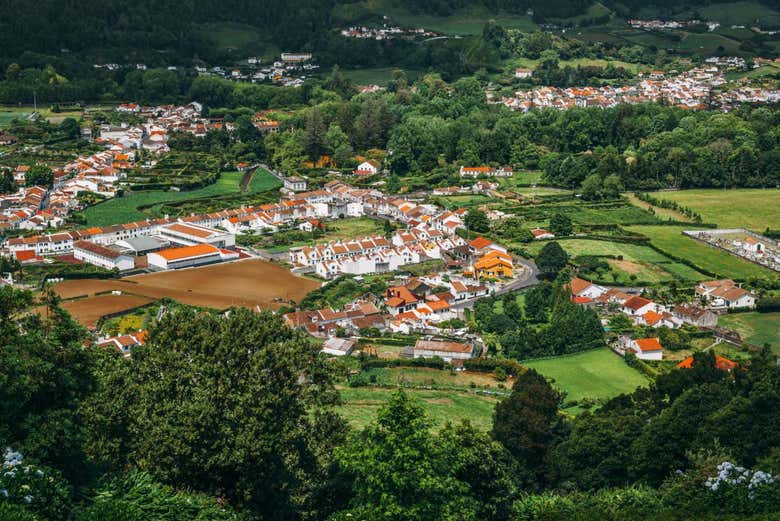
left=569, top=277, right=592, bottom=295
left=154, top=244, right=219, bottom=261
left=643, top=311, right=664, bottom=326
left=634, top=337, right=663, bottom=352
left=165, top=223, right=215, bottom=239
left=469, top=237, right=493, bottom=250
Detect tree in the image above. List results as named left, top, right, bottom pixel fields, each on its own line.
left=0, top=287, right=96, bottom=485
left=326, top=124, right=349, bottom=153
left=535, top=241, right=569, bottom=279
left=304, top=107, right=327, bottom=161
left=608, top=312, right=633, bottom=332
left=59, top=117, right=81, bottom=140
left=493, top=369, right=565, bottom=485
left=465, top=209, right=490, bottom=233
left=602, top=174, right=624, bottom=199
left=331, top=391, right=478, bottom=521
left=580, top=173, right=603, bottom=200
left=82, top=308, right=346, bottom=519
left=549, top=213, right=573, bottom=236
left=25, top=165, right=53, bottom=188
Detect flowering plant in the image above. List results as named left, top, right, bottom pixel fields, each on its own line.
left=702, top=461, right=779, bottom=513
left=0, top=448, right=71, bottom=520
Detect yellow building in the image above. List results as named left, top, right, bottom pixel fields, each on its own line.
left=473, top=251, right=514, bottom=279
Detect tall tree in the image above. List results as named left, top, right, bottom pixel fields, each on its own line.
left=82, top=307, right=346, bottom=520
left=493, top=369, right=565, bottom=486
left=535, top=241, right=569, bottom=279
left=304, top=107, right=328, bottom=161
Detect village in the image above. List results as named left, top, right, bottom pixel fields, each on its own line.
left=497, top=62, right=780, bottom=112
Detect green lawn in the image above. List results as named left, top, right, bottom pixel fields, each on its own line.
left=84, top=169, right=280, bottom=226
left=524, top=238, right=668, bottom=261
left=626, top=226, right=779, bottom=282
left=339, top=67, right=425, bottom=86
left=718, top=312, right=780, bottom=353
left=264, top=217, right=386, bottom=253
left=695, top=1, right=780, bottom=26
left=508, top=57, right=641, bottom=75
left=337, top=387, right=502, bottom=431
left=647, top=189, right=780, bottom=232
left=524, top=348, right=649, bottom=408
left=439, top=194, right=493, bottom=208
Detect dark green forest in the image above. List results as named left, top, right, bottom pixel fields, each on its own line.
left=1, top=285, right=779, bottom=520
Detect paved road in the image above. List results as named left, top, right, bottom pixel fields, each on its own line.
left=449, top=258, right=540, bottom=310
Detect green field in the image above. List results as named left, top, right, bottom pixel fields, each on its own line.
left=524, top=348, right=649, bottom=409
left=627, top=225, right=779, bottom=281
left=439, top=194, right=493, bottom=208
left=718, top=312, right=780, bottom=353
left=647, top=189, right=780, bottom=232
left=337, top=387, right=501, bottom=431
left=695, top=1, right=780, bottom=26
left=508, top=56, right=642, bottom=75
left=84, top=169, right=280, bottom=226
left=0, top=106, right=84, bottom=128
left=339, top=67, right=425, bottom=86
left=524, top=238, right=708, bottom=284
left=264, top=217, right=386, bottom=252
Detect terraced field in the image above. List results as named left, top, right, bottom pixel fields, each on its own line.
left=84, top=169, right=280, bottom=226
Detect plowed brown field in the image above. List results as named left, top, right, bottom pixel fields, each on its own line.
left=50, top=259, right=320, bottom=327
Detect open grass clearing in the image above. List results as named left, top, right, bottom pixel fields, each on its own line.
left=263, top=217, right=386, bottom=253
left=718, top=312, right=780, bottom=353
left=361, top=366, right=508, bottom=389
left=626, top=225, right=778, bottom=281
left=523, top=348, right=649, bottom=409
left=337, top=387, right=501, bottom=431
left=362, top=3, right=539, bottom=34
left=339, top=67, right=425, bottom=86
left=647, top=189, right=780, bottom=231
left=694, top=1, right=780, bottom=26
left=84, top=169, right=280, bottom=226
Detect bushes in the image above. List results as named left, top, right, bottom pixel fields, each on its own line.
left=756, top=295, right=780, bottom=313
left=360, top=357, right=448, bottom=371
left=463, top=357, right=525, bottom=377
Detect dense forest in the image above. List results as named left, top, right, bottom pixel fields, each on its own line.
left=1, top=285, right=779, bottom=520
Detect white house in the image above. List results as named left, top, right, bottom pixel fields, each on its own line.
left=354, top=160, right=380, bottom=176
left=73, top=240, right=135, bottom=271
left=569, top=277, right=606, bottom=299
left=413, top=339, right=474, bottom=362
left=147, top=244, right=238, bottom=270
left=696, top=279, right=756, bottom=309
left=321, top=337, right=356, bottom=356
left=628, top=337, right=664, bottom=361
left=283, top=176, right=307, bottom=192
left=621, top=295, right=657, bottom=317
left=515, top=68, right=533, bottom=79
left=531, top=228, right=555, bottom=240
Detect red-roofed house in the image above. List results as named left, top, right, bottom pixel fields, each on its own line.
left=621, top=295, right=656, bottom=317
left=626, top=337, right=663, bottom=360
left=677, top=354, right=738, bottom=372
left=531, top=228, right=555, bottom=240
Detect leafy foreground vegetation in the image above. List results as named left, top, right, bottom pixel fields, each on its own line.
left=3, top=285, right=780, bottom=520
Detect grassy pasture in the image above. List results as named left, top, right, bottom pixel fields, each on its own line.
left=339, top=67, right=424, bottom=86
left=695, top=1, right=780, bottom=26
left=647, top=189, right=780, bottom=232
left=337, top=387, right=501, bottom=431
left=626, top=226, right=778, bottom=281
left=84, top=169, right=280, bottom=226
left=718, top=312, right=780, bottom=353
left=263, top=217, right=386, bottom=253
left=524, top=348, right=649, bottom=409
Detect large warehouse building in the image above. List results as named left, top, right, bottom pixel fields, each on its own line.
left=147, top=244, right=239, bottom=270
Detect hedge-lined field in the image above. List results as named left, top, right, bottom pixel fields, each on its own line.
left=337, top=387, right=501, bottom=431
left=83, top=169, right=279, bottom=226
left=524, top=348, right=649, bottom=410
left=647, top=189, right=780, bottom=231
left=626, top=225, right=778, bottom=281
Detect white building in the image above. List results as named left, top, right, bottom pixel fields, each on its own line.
left=147, top=244, right=238, bottom=270
left=515, top=68, right=533, bottom=79
left=413, top=339, right=474, bottom=362
left=73, top=240, right=135, bottom=271
left=157, top=222, right=235, bottom=248
left=283, top=176, right=307, bottom=192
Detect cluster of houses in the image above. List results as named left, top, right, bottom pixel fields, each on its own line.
left=200, top=53, right=317, bottom=88
left=497, top=66, right=780, bottom=112
left=569, top=276, right=757, bottom=360
left=0, top=103, right=226, bottom=231
left=284, top=273, right=487, bottom=338
left=339, top=25, right=438, bottom=40
left=628, top=18, right=720, bottom=31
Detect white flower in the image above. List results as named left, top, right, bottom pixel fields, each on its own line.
left=23, top=495, right=32, bottom=504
